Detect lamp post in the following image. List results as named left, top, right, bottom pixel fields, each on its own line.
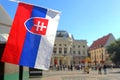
left=102, top=52, right=103, bottom=64
left=94, top=53, right=96, bottom=66
left=101, top=49, right=104, bottom=64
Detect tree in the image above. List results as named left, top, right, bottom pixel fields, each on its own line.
left=106, top=38, right=120, bottom=65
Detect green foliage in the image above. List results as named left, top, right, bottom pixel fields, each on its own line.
left=106, top=38, right=120, bottom=64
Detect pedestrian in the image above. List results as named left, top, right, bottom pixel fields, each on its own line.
left=70, top=65, right=73, bottom=71
left=86, top=66, right=90, bottom=74
left=79, top=64, right=82, bottom=70
left=98, top=65, right=102, bottom=74
left=103, top=64, right=107, bottom=74
left=68, top=65, right=70, bottom=70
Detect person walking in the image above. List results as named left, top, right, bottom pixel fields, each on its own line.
left=103, top=64, right=107, bottom=74
left=98, top=65, right=102, bottom=74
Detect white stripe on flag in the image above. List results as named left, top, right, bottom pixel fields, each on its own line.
left=35, top=9, right=60, bottom=70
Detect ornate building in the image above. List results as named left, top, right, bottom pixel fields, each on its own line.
left=88, top=33, right=115, bottom=65
left=51, top=31, right=88, bottom=66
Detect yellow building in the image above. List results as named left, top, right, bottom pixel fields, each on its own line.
left=88, top=33, right=115, bottom=65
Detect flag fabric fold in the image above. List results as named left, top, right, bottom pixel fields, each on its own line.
left=1, top=2, right=60, bottom=70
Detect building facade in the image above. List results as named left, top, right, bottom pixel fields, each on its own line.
left=88, top=33, right=115, bottom=65
left=51, top=31, right=88, bottom=67
left=51, top=31, right=73, bottom=66
left=72, top=40, right=88, bottom=65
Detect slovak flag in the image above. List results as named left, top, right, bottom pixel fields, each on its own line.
left=1, top=2, right=60, bottom=70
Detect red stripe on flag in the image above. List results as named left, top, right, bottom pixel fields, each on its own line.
left=1, top=3, right=33, bottom=64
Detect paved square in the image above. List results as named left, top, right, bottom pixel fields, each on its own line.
left=29, top=68, right=120, bottom=80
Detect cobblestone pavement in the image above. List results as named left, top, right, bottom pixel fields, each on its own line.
left=62, top=77, right=120, bottom=80
left=62, top=75, right=120, bottom=80
left=29, top=68, right=120, bottom=80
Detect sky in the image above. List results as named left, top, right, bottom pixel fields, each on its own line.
left=0, top=0, right=120, bottom=46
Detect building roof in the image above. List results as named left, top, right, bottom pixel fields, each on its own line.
left=56, top=30, right=74, bottom=39
left=88, top=33, right=113, bottom=50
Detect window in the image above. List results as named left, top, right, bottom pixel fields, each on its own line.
left=64, top=48, right=67, bottom=54
left=83, top=45, right=85, bottom=48
left=59, top=44, right=62, bottom=46
left=59, top=48, right=62, bottom=54
left=78, top=45, right=80, bottom=48
left=73, top=51, right=76, bottom=54
left=54, top=44, right=56, bottom=46
left=64, top=44, right=67, bottom=46
left=53, top=48, right=57, bottom=54
left=78, top=51, right=81, bottom=55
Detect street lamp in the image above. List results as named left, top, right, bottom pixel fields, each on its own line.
left=101, top=49, right=104, bottom=64
left=102, top=52, right=104, bottom=63
left=94, top=53, right=96, bottom=66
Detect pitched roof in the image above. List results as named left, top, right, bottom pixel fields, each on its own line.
left=88, top=33, right=112, bottom=50
left=56, top=30, right=74, bottom=39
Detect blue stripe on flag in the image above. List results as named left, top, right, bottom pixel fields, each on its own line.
left=19, top=6, right=47, bottom=68
left=25, top=18, right=34, bottom=30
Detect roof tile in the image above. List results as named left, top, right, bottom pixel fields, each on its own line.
left=88, top=33, right=112, bottom=50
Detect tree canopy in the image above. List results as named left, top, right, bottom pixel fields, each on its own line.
left=106, top=38, right=120, bottom=65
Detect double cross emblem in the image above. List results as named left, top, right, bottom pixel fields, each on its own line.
left=25, top=17, right=49, bottom=35
left=34, top=21, right=47, bottom=32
